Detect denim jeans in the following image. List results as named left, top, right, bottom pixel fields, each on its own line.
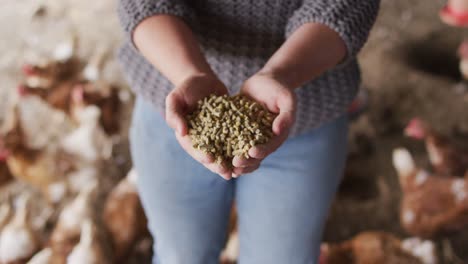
left=130, top=97, right=348, bottom=264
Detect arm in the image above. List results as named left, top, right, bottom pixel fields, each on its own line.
left=133, top=15, right=214, bottom=87
left=233, top=1, right=380, bottom=175
left=259, top=23, right=346, bottom=90
left=118, top=1, right=232, bottom=179
left=264, top=0, right=381, bottom=89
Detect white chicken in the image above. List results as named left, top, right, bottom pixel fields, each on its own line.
left=0, top=195, right=39, bottom=263
left=83, top=47, right=107, bottom=82
left=67, top=219, right=110, bottom=264
left=61, top=105, right=112, bottom=164
left=66, top=166, right=98, bottom=194
left=26, top=248, right=52, bottom=264
left=50, top=183, right=97, bottom=256
left=0, top=200, right=12, bottom=231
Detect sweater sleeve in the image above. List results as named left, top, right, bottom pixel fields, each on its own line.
left=286, top=0, right=380, bottom=64
left=117, top=0, right=195, bottom=48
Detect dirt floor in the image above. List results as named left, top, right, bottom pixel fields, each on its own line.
left=0, top=0, right=467, bottom=263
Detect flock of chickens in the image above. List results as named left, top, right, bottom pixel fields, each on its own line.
left=0, top=29, right=467, bottom=264
left=0, top=41, right=148, bottom=264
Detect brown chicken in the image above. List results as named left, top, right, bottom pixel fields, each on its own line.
left=70, top=82, right=121, bottom=135
left=102, top=169, right=148, bottom=262
left=319, top=232, right=435, bottom=264
left=18, top=58, right=81, bottom=114
left=0, top=109, right=74, bottom=193
left=393, top=148, right=468, bottom=237
left=17, top=81, right=75, bottom=115
left=0, top=141, right=12, bottom=187
left=404, top=118, right=468, bottom=177
left=21, top=59, right=81, bottom=89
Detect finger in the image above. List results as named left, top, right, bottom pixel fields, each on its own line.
left=165, top=93, right=188, bottom=136
left=272, top=110, right=294, bottom=136
left=249, top=100, right=294, bottom=159
left=175, top=132, right=214, bottom=164
left=248, top=131, right=288, bottom=159
left=232, top=155, right=261, bottom=168
left=205, top=162, right=232, bottom=180
left=232, top=163, right=260, bottom=177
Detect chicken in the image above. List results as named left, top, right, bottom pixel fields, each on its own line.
left=82, top=47, right=107, bottom=82
left=0, top=200, right=12, bottom=231
left=0, top=143, right=12, bottom=187
left=1, top=107, right=74, bottom=195
left=17, top=81, right=75, bottom=114
left=20, top=58, right=81, bottom=90
left=66, top=166, right=99, bottom=194
left=70, top=82, right=121, bottom=135
left=61, top=104, right=112, bottom=164
left=27, top=248, right=52, bottom=264
left=0, top=195, right=40, bottom=264
left=458, top=40, right=468, bottom=80
left=220, top=230, right=239, bottom=264
left=49, top=183, right=97, bottom=257
left=393, top=148, right=468, bottom=237
left=319, top=232, right=436, bottom=264
left=67, top=219, right=112, bottom=264
left=102, top=169, right=148, bottom=261
left=404, top=118, right=468, bottom=176
left=220, top=205, right=238, bottom=264
left=401, top=238, right=438, bottom=264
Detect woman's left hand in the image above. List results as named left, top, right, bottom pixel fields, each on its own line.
left=232, top=72, right=296, bottom=177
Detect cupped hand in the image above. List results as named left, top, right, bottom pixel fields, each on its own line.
left=165, top=74, right=233, bottom=180
left=232, top=72, right=296, bottom=177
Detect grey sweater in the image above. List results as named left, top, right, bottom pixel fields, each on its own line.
left=117, top=0, right=380, bottom=136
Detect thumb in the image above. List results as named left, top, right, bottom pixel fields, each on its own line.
left=272, top=110, right=294, bottom=136
left=165, top=93, right=188, bottom=136
left=272, top=91, right=296, bottom=135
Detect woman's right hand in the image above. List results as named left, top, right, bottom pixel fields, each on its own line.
left=165, top=74, right=233, bottom=180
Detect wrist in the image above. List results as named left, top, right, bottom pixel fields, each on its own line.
left=257, top=68, right=296, bottom=91
left=175, top=71, right=218, bottom=88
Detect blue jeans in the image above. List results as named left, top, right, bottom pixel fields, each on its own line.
left=130, top=98, right=348, bottom=264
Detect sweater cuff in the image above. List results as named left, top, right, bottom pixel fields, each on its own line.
left=285, top=0, right=380, bottom=66
left=118, top=0, right=196, bottom=50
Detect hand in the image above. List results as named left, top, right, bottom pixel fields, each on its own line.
left=232, top=72, right=296, bottom=177
left=165, top=74, right=233, bottom=180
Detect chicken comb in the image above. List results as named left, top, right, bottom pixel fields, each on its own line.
left=16, top=85, right=28, bottom=97
left=458, top=40, right=468, bottom=59
left=71, top=84, right=85, bottom=104
left=404, top=118, right=426, bottom=140
left=0, top=149, right=9, bottom=161
left=21, top=64, right=37, bottom=76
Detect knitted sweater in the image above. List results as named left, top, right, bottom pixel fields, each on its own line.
left=117, top=0, right=380, bottom=136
